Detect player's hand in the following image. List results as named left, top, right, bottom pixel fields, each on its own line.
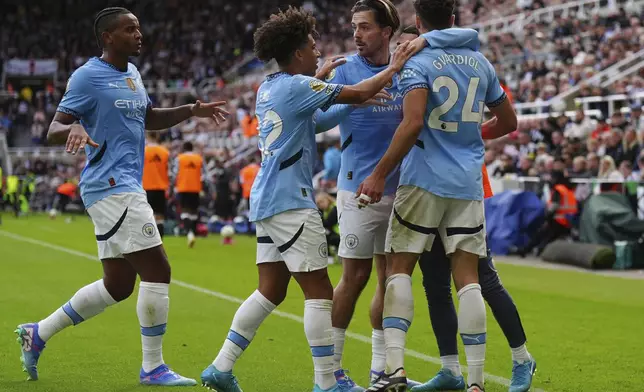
left=355, top=90, right=391, bottom=108
left=315, top=55, right=346, bottom=81
left=389, top=41, right=415, bottom=73
left=66, top=124, right=98, bottom=155
left=355, top=174, right=385, bottom=207
left=409, top=36, right=428, bottom=55
left=192, top=100, right=230, bottom=124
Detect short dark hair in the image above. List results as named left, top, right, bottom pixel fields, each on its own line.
left=401, top=25, right=419, bottom=35
left=94, top=7, right=131, bottom=49
left=183, top=141, right=194, bottom=152
left=413, top=0, right=455, bottom=30
left=351, top=0, right=401, bottom=39
left=253, top=7, right=317, bottom=65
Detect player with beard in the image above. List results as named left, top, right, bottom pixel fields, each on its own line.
left=322, top=1, right=479, bottom=390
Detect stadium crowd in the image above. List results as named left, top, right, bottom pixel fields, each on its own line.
left=1, top=0, right=643, bottom=218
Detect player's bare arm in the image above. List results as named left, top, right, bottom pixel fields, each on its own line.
left=357, top=87, right=428, bottom=204
left=144, top=100, right=229, bottom=131
left=47, top=112, right=99, bottom=155
left=335, top=41, right=414, bottom=105
left=480, top=98, right=517, bottom=140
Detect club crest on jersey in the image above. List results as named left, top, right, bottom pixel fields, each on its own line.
left=345, top=234, right=359, bottom=249
left=325, top=68, right=336, bottom=82
left=125, top=78, right=137, bottom=91
left=385, top=78, right=393, bottom=89
left=318, top=243, right=328, bottom=258
left=309, top=79, right=326, bottom=93
left=142, top=223, right=156, bottom=238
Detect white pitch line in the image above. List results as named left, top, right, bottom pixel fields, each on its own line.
left=0, top=230, right=545, bottom=391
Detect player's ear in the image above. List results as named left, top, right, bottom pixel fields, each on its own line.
left=415, top=15, right=421, bottom=32
left=102, top=31, right=112, bottom=47
left=383, top=26, right=392, bottom=40
left=294, top=48, right=304, bottom=64
left=449, top=14, right=455, bottom=27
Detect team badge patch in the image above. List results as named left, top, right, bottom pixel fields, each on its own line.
left=309, top=79, right=326, bottom=93
left=318, top=243, right=328, bottom=258
left=142, top=223, right=156, bottom=238
left=399, top=68, right=417, bottom=81
left=385, top=78, right=393, bottom=88
left=325, top=68, right=336, bottom=82
left=345, top=234, right=359, bottom=249
left=126, top=77, right=137, bottom=91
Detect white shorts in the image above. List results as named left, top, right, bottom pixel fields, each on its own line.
left=337, top=190, right=394, bottom=259
left=385, top=185, right=486, bottom=257
left=87, top=192, right=162, bottom=260
left=255, top=208, right=328, bottom=273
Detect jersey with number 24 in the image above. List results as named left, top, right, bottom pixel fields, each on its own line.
left=397, top=46, right=506, bottom=201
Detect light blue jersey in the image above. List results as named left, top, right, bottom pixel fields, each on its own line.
left=57, top=57, right=151, bottom=208
left=326, top=54, right=403, bottom=196
left=250, top=72, right=343, bottom=221
left=324, top=28, right=481, bottom=196
left=397, top=31, right=506, bottom=201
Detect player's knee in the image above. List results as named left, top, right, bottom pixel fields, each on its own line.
left=258, top=284, right=287, bottom=306
left=342, top=259, right=372, bottom=290
left=104, top=279, right=135, bottom=302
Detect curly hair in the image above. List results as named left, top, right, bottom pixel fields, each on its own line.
left=253, top=7, right=318, bottom=65
left=351, top=0, right=401, bottom=39
left=413, top=0, right=455, bottom=30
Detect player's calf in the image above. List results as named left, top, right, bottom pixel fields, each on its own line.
left=294, top=268, right=337, bottom=391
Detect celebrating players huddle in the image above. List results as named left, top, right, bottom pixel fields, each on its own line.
left=14, top=1, right=536, bottom=392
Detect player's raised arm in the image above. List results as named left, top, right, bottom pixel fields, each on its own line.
left=145, top=100, right=229, bottom=131
left=334, top=41, right=415, bottom=105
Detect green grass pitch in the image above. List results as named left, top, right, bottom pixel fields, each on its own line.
left=0, top=215, right=642, bottom=392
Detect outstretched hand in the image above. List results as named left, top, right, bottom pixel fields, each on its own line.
left=66, top=124, right=98, bottom=155
left=191, top=100, right=230, bottom=125
left=389, top=41, right=416, bottom=73
left=315, top=55, right=346, bottom=81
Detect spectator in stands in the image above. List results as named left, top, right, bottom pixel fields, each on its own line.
left=591, top=116, right=611, bottom=139
left=598, top=155, right=624, bottom=180
left=586, top=153, right=600, bottom=177
left=493, top=154, right=516, bottom=178
left=321, top=140, right=341, bottom=190
left=619, top=160, right=638, bottom=181
left=604, top=130, right=625, bottom=165
left=517, top=156, right=534, bottom=176
left=622, top=128, right=640, bottom=165
left=564, top=109, right=595, bottom=140
left=632, top=153, right=644, bottom=181
left=631, top=103, right=643, bottom=132
left=571, top=156, right=589, bottom=178
left=517, top=131, right=536, bottom=159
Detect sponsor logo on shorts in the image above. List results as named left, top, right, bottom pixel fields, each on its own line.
left=318, top=243, right=328, bottom=258
left=142, top=223, right=156, bottom=238
left=345, top=234, right=359, bottom=249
